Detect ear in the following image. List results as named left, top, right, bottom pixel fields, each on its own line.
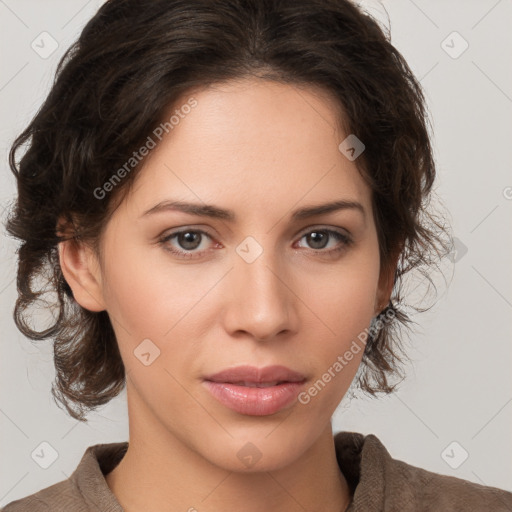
left=374, top=243, right=402, bottom=316
left=57, top=225, right=106, bottom=312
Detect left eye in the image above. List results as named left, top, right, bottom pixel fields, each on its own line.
left=296, top=229, right=351, bottom=251
left=160, top=229, right=212, bottom=257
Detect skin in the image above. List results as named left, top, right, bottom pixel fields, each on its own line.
left=59, top=78, right=397, bottom=512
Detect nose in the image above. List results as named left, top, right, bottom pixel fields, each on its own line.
left=222, top=244, right=298, bottom=342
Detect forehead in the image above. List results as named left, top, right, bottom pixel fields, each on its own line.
left=124, top=78, right=371, bottom=220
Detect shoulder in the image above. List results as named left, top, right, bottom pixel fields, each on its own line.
left=335, top=431, right=512, bottom=511
left=1, top=478, right=76, bottom=511
left=1, top=442, right=127, bottom=512
left=382, top=444, right=512, bottom=511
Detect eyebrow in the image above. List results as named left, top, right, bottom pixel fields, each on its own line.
left=141, top=199, right=366, bottom=222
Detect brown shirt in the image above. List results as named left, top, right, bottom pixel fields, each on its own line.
left=2, top=431, right=512, bottom=511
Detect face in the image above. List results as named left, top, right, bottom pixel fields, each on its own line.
left=63, top=78, right=393, bottom=472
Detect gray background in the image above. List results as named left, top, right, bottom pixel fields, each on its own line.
left=1, top=0, right=511, bottom=506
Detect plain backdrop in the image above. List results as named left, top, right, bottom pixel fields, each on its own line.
left=1, top=0, right=511, bottom=506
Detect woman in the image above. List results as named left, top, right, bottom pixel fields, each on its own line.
left=2, top=0, right=511, bottom=511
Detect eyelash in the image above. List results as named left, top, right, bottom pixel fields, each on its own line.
left=158, top=227, right=353, bottom=260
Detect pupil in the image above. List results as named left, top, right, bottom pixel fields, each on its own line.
left=179, top=232, right=200, bottom=250
left=309, top=231, right=327, bottom=249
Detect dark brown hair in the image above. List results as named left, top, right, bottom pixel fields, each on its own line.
left=5, top=0, right=451, bottom=421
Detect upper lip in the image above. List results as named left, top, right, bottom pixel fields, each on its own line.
left=204, top=365, right=306, bottom=384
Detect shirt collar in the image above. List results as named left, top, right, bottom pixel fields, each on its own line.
left=71, top=431, right=385, bottom=511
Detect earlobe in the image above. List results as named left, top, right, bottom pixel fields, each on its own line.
left=58, top=238, right=106, bottom=312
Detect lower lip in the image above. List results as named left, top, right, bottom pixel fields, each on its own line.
left=202, top=380, right=306, bottom=416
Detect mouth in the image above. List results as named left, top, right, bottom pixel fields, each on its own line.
left=201, top=365, right=307, bottom=416
left=202, top=380, right=307, bottom=416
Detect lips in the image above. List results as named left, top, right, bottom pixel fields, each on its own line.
left=202, top=365, right=307, bottom=415
left=203, top=365, right=306, bottom=386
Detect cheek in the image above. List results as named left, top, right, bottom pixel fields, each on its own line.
left=316, top=252, right=380, bottom=332
left=302, top=251, right=379, bottom=383
left=298, top=285, right=375, bottom=417
left=101, top=249, right=163, bottom=334
left=100, top=239, right=192, bottom=335
left=99, top=239, right=224, bottom=371
left=99, top=245, right=205, bottom=408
